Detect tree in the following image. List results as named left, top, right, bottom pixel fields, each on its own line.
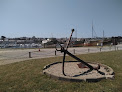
left=1, top=36, right=6, bottom=41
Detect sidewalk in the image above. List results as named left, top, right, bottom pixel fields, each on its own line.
left=0, top=44, right=122, bottom=65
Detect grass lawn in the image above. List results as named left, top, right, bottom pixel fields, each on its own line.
left=0, top=50, right=122, bottom=92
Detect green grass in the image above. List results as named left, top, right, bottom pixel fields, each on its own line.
left=0, top=50, right=122, bottom=92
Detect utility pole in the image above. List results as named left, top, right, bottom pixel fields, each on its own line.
left=75, top=29, right=77, bottom=39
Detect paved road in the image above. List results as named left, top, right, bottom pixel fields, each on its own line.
left=0, top=44, right=122, bottom=65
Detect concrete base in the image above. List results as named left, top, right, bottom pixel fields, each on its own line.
left=43, top=61, right=114, bottom=82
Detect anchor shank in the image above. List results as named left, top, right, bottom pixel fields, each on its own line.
left=65, top=50, right=94, bottom=70
left=66, top=29, right=74, bottom=50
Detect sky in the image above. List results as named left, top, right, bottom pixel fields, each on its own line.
left=0, top=0, right=122, bottom=38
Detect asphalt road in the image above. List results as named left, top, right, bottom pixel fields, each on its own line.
left=0, top=44, right=122, bottom=65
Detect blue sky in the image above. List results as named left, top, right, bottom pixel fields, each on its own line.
left=0, top=0, right=122, bottom=38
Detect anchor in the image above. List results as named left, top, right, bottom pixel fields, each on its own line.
left=56, top=29, right=101, bottom=76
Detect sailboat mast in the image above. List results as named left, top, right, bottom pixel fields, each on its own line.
left=103, top=30, right=104, bottom=39
left=92, top=21, right=94, bottom=38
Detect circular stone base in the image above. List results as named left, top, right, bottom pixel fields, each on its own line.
left=43, top=61, right=114, bottom=82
